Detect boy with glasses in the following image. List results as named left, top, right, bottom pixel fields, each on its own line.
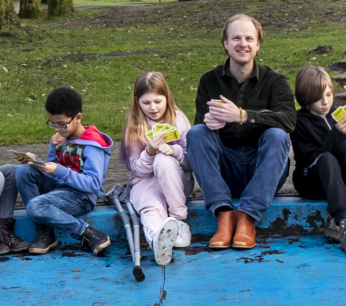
left=15, top=87, right=113, bottom=255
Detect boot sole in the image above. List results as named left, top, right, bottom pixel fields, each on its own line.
left=29, top=241, right=58, bottom=254
left=209, top=244, right=231, bottom=249
left=154, top=218, right=179, bottom=266
left=92, top=236, right=111, bottom=256
left=232, top=243, right=256, bottom=249
left=10, top=246, right=30, bottom=252
left=324, top=231, right=341, bottom=243
left=0, top=248, right=10, bottom=255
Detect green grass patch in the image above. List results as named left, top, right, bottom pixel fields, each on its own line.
left=1, top=0, right=345, bottom=144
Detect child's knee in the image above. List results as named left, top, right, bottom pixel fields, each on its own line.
left=318, top=152, right=338, bottom=168
left=153, top=154, right=178, bottom=172
left=0, top=164, right=16, bottom=179
left=26, top=199, right=40, bottom=217
left=15, top=164, right=32, bottom=182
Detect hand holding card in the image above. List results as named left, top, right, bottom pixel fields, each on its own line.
left=9, top=150, right=46, bottom=165
left=332, top=106, right=346, bottom=122
left=211, top=99, right=223, bottom=103
left=145, top=123, right=180, bottom=143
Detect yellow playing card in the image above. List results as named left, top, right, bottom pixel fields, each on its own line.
left=211, top=99, right=223, bottom=103
left=332, top=107, right=346, bottom=122
left=156, top=128, right=180, bottom=143
left=145, top=130, right=153, bottom=140
left=145, top=123, right=179, bottom=143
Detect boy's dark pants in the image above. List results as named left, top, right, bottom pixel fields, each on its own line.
left=293, top=142, right=346, bottom=224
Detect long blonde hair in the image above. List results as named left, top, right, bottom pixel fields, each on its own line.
left=120, top=71, right=180, bottom=168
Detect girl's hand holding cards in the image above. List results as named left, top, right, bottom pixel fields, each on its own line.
left=146, top=134, right=167, bottom=156
left=158, top=143, right=175, bottom=156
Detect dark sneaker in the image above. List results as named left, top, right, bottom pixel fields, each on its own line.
left=79, top=226, right=111, bottom=256
left=0, top=217, right=30, bottom=252
left=324, top=216, right=341, bottom=243
left=339, top=220, right=346, bottom=253
left=29, top=225, right=58, bottom=254
left=7, top=233, right=31, bottom=252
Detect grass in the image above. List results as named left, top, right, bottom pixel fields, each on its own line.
left=0, top=0, right=345, bottom=144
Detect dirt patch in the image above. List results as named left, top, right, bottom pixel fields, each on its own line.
left=49, top=48, right=162, bottom=63
left=308, top=45, right=333, bottom=55
left=50, top=0, right=345, bottom=32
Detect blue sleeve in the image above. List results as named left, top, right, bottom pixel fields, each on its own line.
left=52, top=146, right=106, bottom=193
left=47, top=139, right=58, bottom=163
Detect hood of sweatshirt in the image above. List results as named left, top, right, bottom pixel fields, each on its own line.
left=70, top=125, right=113, bottom=155
left=296, top=107, right=336, bottom=126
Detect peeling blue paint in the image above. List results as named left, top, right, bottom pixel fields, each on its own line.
left=3, top=197, right=345, bottom=305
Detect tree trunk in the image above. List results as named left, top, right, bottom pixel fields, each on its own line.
left=19, top=0, right=44, bottom=19
left=48, top=0, right=73, bottom=18
left=0, top=0, right=20, bottom=28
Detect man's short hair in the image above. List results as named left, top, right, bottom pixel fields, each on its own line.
left=221, top=14, right=263, bottom=54
left=45, top=87, right=82, bottom=117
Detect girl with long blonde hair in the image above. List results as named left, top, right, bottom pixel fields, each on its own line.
left=120, top=71, right=194, bottom=266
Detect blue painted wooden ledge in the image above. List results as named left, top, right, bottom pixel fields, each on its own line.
left=13, top=197, right=328, bottom=245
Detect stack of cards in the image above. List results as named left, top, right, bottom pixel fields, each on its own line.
left=332, top=106, right=346, bottom=122
left=211, top=99, right=223, bottom=103
left=145, top=123, right=180, bottom=143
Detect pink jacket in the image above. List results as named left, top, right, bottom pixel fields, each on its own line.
left=127, top=110, right=192, bottom=185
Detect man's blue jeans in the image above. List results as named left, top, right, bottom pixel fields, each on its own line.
left=186, top=125, right=290, bottom=221
left=15, top=165, right=95, bottom=238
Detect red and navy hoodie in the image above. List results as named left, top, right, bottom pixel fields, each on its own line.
left=45, top=125, right=113, bottom=204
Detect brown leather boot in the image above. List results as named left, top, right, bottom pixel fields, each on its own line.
left=232, top=211, right=256, bottom=249
left=209, top=211, right=236, bottom=249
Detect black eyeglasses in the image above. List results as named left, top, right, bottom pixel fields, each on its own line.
left=46, top=115, right=75, bottom=131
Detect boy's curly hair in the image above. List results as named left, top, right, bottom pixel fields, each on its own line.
left=45, top=87, right=82, bottom=117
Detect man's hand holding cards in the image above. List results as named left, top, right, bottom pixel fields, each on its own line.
left=145, top=123, right=180, bottom=143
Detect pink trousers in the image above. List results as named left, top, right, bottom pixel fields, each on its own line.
left=130, top=154, right=194, bottom=245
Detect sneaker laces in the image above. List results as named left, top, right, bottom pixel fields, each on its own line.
left=177, top=221, right=187, bottom=238
left=339, top=220, right=346, bottom=236
left=80, top=228, right=93, bottom=247
left=8, top=231, right=23, bottom=244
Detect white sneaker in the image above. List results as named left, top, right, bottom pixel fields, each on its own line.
left=153, top=217, right=178, bottom=266
left=140, top=215, right=156, bottom=248
left=174, top=220, right=192, bottom=247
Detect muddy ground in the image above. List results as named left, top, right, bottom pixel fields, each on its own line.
left=52, top=0, right=345, bottom=32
